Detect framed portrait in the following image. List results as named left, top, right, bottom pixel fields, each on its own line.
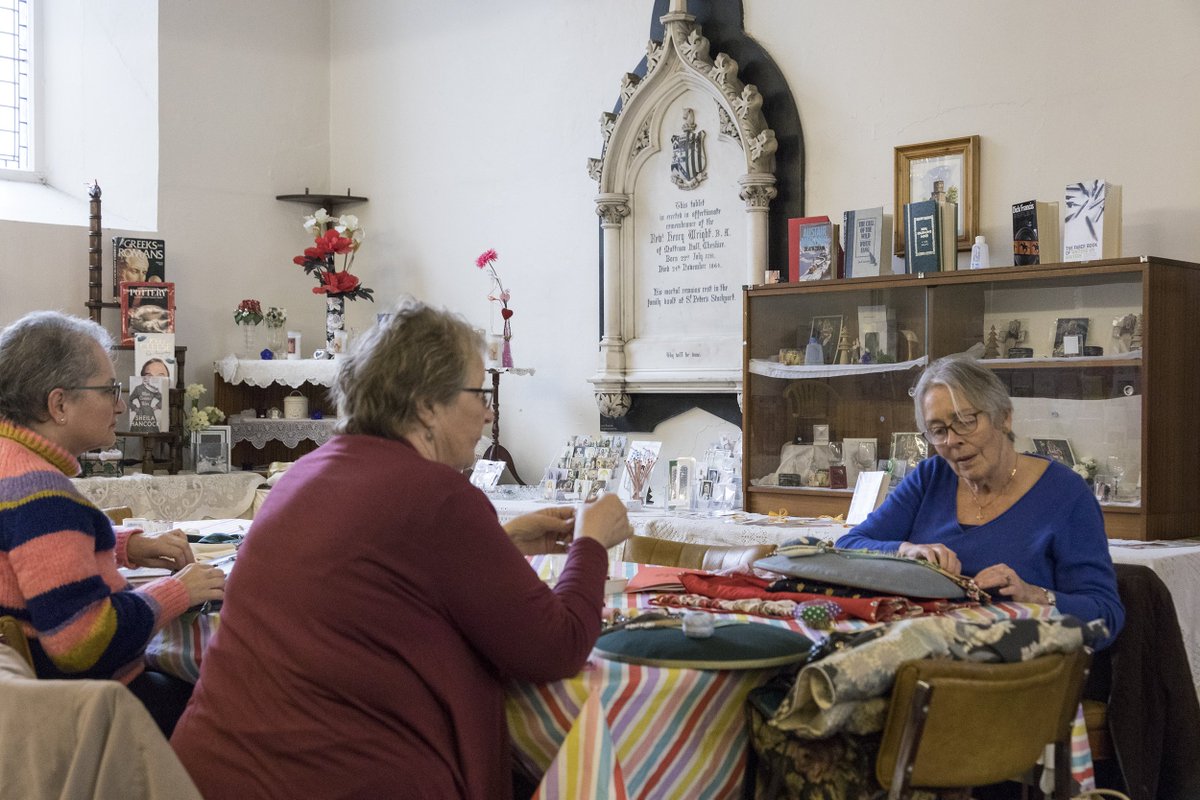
left=893, top=135, right=980, bottom=255
left=1031, top=437, right=1076, bottom=467
left=807, top=315, right=844, bottom=365
left=890, top=432, right=929, bottom=466
left=193, top=426, right=232, bottom=474
left=1052, top=317, right=1090, bottom=356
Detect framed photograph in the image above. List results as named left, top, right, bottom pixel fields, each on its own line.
left=1052, top=317, right=1090, bottom=357
left=842, top=437, right=878, bottom=489
left=1031, top=437, right=1076, bottom=467
left=469, top=459, right=506, bottom=490
left=890, top=432, right=929, bottom=466
left=193, top=426, right=232, bottom=474
left=893, top=135, right=980, bottom=255
left=807, top=315, right=843, bottom=365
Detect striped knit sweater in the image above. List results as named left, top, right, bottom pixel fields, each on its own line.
left=0, top=418, right=190, bottom=683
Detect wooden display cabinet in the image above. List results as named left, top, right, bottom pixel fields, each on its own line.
left=743, top=256, right=1200, bottom=540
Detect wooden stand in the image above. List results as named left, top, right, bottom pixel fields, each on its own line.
left=483, top=368, right=532, bottom=485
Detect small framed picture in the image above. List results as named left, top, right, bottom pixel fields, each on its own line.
left=842, top=437, right=878, bottom=488
left=1052, top=317, right=1090, bottom=357
left=890, top=432, right=929, bottom=466
left=469, top=459, right=506, bottom=490
left=894, top=135, right=980, bottom=255
left=193, top=426, right=232, bottom=474
left=1031, top=437, right=1076, bottom=467
left=806, top=315, right=844, bottom=365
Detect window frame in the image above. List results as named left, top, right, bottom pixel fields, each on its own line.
left=0, top=0, right=43, bottom=183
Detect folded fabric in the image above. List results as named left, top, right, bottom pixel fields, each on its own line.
left=675, top=573, right=926, bottom=623
left=625, top=565, right=710, bottom=593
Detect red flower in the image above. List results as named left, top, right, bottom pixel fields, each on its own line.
left=319, top=228, right=354, bottom=255
left=313, top=270, right=361, bottom=295
left=475, top=249, right=498, bottom=268
left=500, top=308, right=514, bottom=320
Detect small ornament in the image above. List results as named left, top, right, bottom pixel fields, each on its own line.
left=983, top=325, right=1000, bottom=359
left=834, top=328, right=854, bottom=365
left=260, top=348, right=275, bottom=360
left=795, top=600, right=840, bottom=631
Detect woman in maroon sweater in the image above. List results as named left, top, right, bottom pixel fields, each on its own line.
left=171, top=299, right=631, bottom=799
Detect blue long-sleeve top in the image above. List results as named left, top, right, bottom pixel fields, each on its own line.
left=836, top=454, right=1124, bottom=649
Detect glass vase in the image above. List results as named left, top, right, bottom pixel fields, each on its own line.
left=239, top=322, right=260, bottom=358
left=501, top=318, right=514, bottom=368
left=266, top=325, right=285, bottom=358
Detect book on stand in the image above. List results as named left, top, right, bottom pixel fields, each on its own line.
left=1011, top=200, right=1060, bottom=265
left=133, top=332, right=178, bottom=385
left=796, top=220, right=842, bottom=281
left=119, top=281, right=175, bottom=346
left=903, top=199, right=956, bottom=273
left=112, top=237, right=166, bottom=298
left=842, top=207, right=894, bottom=278
left=1063, top=180, right=1122, bottom=262
left=786, top=215, right=829, bottom=282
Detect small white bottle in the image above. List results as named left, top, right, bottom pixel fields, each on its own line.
left=804, top=336, right=824, bottom=365
left=969, top=235, right=989, bottom=269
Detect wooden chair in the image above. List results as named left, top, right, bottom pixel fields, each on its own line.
left=103, top=506, right=134, bottom=525
left=875, top=649, right=1091, bottom=800
left=622, top=534, right=774, bottom=571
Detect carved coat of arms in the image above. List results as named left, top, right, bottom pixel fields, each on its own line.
left=670, top=107, right=707, bottom=190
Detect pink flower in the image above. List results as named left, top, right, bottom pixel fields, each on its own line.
left=475, top=249, right=498, bottom=268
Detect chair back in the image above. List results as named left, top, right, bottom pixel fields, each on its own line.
left=103, top=506, right=135, bottom=524
left=623, top=534, right=774, bottom=571
left=876, top=649, right=1090, bottom=799
left=0, top=615, right=34, bottom=674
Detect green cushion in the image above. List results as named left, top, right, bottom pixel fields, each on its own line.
left=593, top=624, right=813, bottom=670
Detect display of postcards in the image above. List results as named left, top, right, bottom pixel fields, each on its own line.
left=668, top=457, right=696, bottom=509
left=547, top=434, right=628, bottom=495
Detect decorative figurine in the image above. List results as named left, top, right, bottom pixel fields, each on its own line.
left=983, top=325, right=1000, bottom=359
left=834, top=328, right=854, bottom=364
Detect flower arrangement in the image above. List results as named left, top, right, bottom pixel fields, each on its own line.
left=475, top=248, right=514, bottom=367
left=183, top=383, right=226, bottom=433
left=292, top=209, right=374, bottom=301
left=264, top=306, right=287, bottom=328
left=233, top=299, right=263, bottom=325
left=1074, top=456, right=1099, bottom=484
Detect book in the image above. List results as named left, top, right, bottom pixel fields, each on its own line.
left=845, top=470, right=890, bottom=526
left=126, top=375, right=170, bottom=433
left=1011, top=200, right=1060, bottom=266
left=786, top=215, right=829, bottom=282
left=903, top=199, right=956, bottom=273
left=133, top=332, right=177, bottom=385
left=842, top=207, right=894, bottom=278
left=796, top=221, right=841, bottom=281
left=112, top=237, right=165, bottom=298
left=119, top=281, right=175, bottom=345
left=1063, top=180, right=1122, bottom=262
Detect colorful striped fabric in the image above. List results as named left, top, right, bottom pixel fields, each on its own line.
left=531, top=674, right=630, bottom=800
left=145, top=610, right=220, bottom=683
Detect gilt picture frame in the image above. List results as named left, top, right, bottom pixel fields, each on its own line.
left=894, top=135, right=980, bottom=256
left=1031, top=437, right=1076, bottom=467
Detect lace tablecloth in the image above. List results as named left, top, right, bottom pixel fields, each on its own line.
left=71, top=471, right=264, bottom=520
left=215, top=356, right=339, bottom=388
left=228, top=418, right=338, bottom=448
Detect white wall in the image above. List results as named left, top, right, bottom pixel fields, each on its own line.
left=2, top=0, right=1198, bottom=485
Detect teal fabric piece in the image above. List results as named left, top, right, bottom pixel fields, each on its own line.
left=593, top=623, right=813, bottom=670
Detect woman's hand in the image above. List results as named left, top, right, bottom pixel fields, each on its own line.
left=576, top=493, right=634, bottom=550
left=974, top=563, right=1046, bottom=603
left=126, top=529, right=197, bottom=571
left=505, top=507, right=575, bottom=556
left=174, top=563, right=226, bottom=606
left=897, top=541, right=962, bottom=575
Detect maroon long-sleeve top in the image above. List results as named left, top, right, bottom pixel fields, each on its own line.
left=171, top=434, right=607, bottom=799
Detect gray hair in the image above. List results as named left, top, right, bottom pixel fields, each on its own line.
left=0, top=311, right=114, bottom=426
left=332, top=297, right=483, bottom=439
left=912, top=354, right=1014, bottom=439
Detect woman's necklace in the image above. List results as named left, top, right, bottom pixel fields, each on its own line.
left=965, top=458, right=1019, bottom=522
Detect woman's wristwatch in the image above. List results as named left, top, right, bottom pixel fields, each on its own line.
left=1040, top=586, right=1057, bottom=606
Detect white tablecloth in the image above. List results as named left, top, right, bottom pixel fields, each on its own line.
left=71, top=471, right=265, bottom=520
left=215, top=356, right=339, bottom=388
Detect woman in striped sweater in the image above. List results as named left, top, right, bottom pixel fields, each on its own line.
left=0, top=311, right=225, bottom=734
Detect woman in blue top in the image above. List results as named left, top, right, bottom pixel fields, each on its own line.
left=836, top=355, right=1124, bottom=648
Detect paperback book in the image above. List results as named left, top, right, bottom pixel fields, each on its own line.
left=1063, top=180, right=1122, bottom=262
left=786, top=215, right=829, bottom=282
left=842, top=207, right=894, bottom=278
left=119, top=281, right=176, bottom=345
left=112, top=237, right=166, bottom=298
left=126, top=375, right=170, bottom=433
left=1011, top=200, right=1060, bottom=266
left=796, top=221, right=841, bottom=281
left=133, top=332, right=177, bottom=385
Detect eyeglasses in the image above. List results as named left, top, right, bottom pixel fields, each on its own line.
left=63, top=381, right=123, bottom=402
left=461, top=388, right=495, bottom=407
left=922, top=412, right=981, bottom=445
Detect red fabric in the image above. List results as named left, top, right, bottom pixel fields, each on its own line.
left=171, top=435, right=608, bottom=800
left=677, top=573, right=925, bottom=623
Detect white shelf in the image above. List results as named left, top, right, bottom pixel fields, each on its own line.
left=215, top=355, right=339, bottom=388
left=748, top=355, right=927, bottom=380
left=228, top=417, right=338, bottom=449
